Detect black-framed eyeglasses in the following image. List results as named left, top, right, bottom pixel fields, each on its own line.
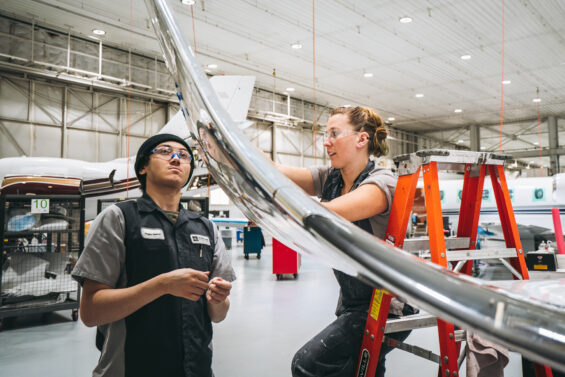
left=150, top=146, right=192, bottom=163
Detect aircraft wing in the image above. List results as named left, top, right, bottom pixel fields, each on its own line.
left=145, top=0, right=565, bottom=371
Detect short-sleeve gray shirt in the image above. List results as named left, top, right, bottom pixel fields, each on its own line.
left=309, top=163, right=397, bottom=239
left=72, top=204, right=236, bottom=377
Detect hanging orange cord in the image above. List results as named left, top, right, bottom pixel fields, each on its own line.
left=190, top=4, right=197, bottom=54
left=312, top=0, right=317, bottom=162
left=498, top=0, right=505, bottom=152
left=126, top=0, right=133, bottom=197
left=536, top=87, right=543, bottom=176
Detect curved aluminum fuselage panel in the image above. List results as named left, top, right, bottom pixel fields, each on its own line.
left=145, top=0, right=565, bottom=371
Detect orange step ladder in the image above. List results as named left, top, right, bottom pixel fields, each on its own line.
left=355, top=149, right=554, bottom=377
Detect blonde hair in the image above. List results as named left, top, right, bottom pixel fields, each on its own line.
left=330, top=106, right=389, bottom=157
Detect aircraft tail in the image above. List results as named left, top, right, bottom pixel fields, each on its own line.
left=158, top=75, right=256, bottom=141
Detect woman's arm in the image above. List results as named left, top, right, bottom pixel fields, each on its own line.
left=260, top=149, right=316, bottom=195
left=274, top=163, right=316, bottom=195
left=322, top=183, right=388, bottom=222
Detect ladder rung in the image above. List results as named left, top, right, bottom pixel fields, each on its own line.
left=385, top=313, right=437, bottom=333
left=402, top=237, right=470, bottom=251
left=446, top=248, right=518, bottom=261
left=385, top=314, right=466, bottom=343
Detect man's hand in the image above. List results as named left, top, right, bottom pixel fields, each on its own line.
left=164, top=268, right=210, bottom=301
left=206, top=277, right=232, bottom=304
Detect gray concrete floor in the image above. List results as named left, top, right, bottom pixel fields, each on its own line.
left=0, top=243, right=525, bottom=376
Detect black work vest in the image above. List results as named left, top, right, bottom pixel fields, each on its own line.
left=116, top=194, right=215, bottom=377
left=321, top=161, right=376, bottom=315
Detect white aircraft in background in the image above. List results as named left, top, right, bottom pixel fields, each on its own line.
left=0, top=76, right=255, bottom=220
left=410, top=172, right=565, bottom=251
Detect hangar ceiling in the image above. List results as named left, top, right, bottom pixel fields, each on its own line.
left=1, top=0, right=564, bottom=155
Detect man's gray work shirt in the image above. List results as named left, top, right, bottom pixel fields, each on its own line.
left=72, top=204, right=236, bottom=377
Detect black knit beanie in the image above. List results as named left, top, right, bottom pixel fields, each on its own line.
left=135, top=133, right=194, bottom=190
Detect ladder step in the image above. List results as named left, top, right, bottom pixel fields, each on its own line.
left=408, top=247, right=519, bottom=261
left=445, top=248, right=518, bottom=261
left=385, top=314, right=466, bottom=342
left=385, top=313, right=437, bottom=333
left=402, top=236, right=470, bottom=251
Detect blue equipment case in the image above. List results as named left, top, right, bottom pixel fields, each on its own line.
left=243, top=227, right=263, bottom=259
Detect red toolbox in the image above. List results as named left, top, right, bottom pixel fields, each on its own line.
left=272, top=238, right=301, bottom=280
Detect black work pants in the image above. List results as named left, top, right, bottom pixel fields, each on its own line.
left=291, top=311, right=410, bottom=377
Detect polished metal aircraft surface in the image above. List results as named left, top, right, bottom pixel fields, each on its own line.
left=146, top=0, right=565, bottom=371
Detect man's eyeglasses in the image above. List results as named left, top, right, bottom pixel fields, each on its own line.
left=150, top=146, right=192, bottom=163
left=323, top=129, right=360, bottom=142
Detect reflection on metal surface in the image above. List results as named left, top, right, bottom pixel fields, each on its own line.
left=145, top=0, right=565, bottom=371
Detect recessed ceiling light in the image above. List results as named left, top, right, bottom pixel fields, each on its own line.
left=454, top=109, right=463, bottom=113
left=363, top=72, right=373, bottom=78
left=92, top=29, right=105, bottom=35
left=532, top=98, right=542, bottom=103
left=457, top=139, right=464, bottom=144
left=286, top=87, right=295, bottom=92
left=460, top=54, right=471, bottom=60
left=415, top=93, right=424, bottom=98
left=387, top=117, right=395, bottom=121
left=534, top=142, right=539, bottom=145
left=181, top=0, right=195, bottom=4
left=291, top=43, right=303, bottom=49
left=399, top=16, right=413, bottom=23
left=502, top=80, right=511, bottom=85
left=207, top=63, right=218, bottom=69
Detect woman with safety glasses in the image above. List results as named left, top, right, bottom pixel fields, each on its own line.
left=274, top=105, right=415, bottom=377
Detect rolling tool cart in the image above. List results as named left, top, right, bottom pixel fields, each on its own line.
left=0, top=195, right=85, bottom=329
left=272, top=238, right=300, bottom=280
left=243, top=226, right=263, bottom=259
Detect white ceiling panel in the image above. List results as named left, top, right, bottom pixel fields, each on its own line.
left=0, top=0, right=563, bottom=136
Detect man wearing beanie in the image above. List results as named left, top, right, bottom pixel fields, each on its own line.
left=72, top=133, right=236, bottom=377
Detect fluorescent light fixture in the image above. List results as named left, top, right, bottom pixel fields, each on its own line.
left=207, top=63, right=218, bottom=69
left=533, top=142, right=539, bottom=145
left=291, top=43, right=303, bottom=49
left=181, top=0, right=195, bottom=4
left=532, top=98, right=542, bottom=103
left=460, top=54, right=471, bottom=60
left=92, top=29, right=106, bottom=35
left=457, top=140, right=464, bottom=144
left=480, top=146, right=486, bottom=150
left=387, top=117, right=395, bottom=121
left=286, top=87, right=295, bottom=92
left=363, top=72, right=373, bottom=78
left=502, top=80, right=511, bottom=85
left=415, top=93, right=424, bottom=98
left=454, top=109, right=463, bottom=113
left=399, top=16, right=413, bottom=23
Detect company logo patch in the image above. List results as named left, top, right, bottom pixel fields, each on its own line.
left=140, top=227, right=165, bottom=240
left=191, top=234, right=211, bottom=246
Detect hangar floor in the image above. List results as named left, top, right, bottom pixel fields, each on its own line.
left=0, top=241, right=524, bottom=376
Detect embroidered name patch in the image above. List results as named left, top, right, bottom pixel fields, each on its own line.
left=141, top=227, right=165, bottom=240
left=191, top=234, right=211, bottom=246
